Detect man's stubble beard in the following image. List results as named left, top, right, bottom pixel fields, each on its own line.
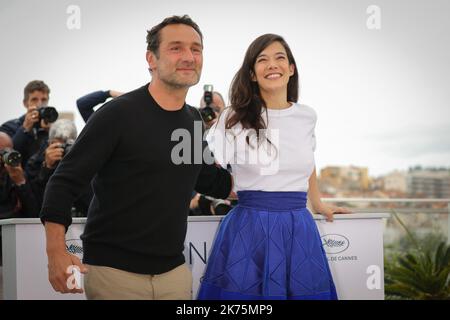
left=156, top=61, right=202, bottom=90
left=160, top=71, right=201, bottom=90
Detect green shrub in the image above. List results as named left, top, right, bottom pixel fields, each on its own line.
left=384, top=211, right=450, bottom=300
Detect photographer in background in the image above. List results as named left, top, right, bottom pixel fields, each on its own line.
left=0, top=80, right=59, bottom=166
left=28, top=119, right=92, bottom=217
left=190, top=85, right=233, bottom=216
left=198, top=85, right=225, bottom=129
left=0, top=132, right=40, bottom=220
left=76, top=90, right=124, bottom=123
left=0, top=132, right=40, bottom=265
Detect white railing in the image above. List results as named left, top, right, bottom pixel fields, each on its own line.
left=322, top=198, right=450, bottom=244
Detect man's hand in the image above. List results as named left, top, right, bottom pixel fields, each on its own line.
left=190, top=193, right=200, bottom=209
left=205, top=118, right=218, bottom=129
left=228, top=190, right=237, bottom=200
left=23, top=106, right=40, bottom=132
left=47, top=248, right=88, bottom=294
left=45, top=142, right=64, bottom=169
left=228, top=175, right=237, bottom=200
left=45, top=222, right=88, bottom=294
left=109, top=90, right=124, bottom=98
left=4, top=164, right=26, bottom=185
left=40, top=119, right=52, bottom=131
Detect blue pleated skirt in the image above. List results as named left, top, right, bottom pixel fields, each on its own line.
left=197, top=191, right=338, bottom=300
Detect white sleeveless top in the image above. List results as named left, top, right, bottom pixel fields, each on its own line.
left=206, top=103, right=317, bottom=192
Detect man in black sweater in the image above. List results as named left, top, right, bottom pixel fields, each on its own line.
left=41, top=15, right=232, bottom=299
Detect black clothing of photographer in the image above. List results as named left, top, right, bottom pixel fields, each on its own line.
left=0, top=132, right=40, bottom=220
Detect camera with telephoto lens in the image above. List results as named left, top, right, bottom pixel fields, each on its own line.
left=0, top=148, right=22, bottom=167
left=200, top=84, right=216, bottom=123
left=60, top=139, right=75, bottom=157
left=38, top=106, right=59, bottom=124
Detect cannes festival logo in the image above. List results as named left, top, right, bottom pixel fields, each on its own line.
left=65, top=239, right=83, bottom=260
left=321, top=234, right=350, bottom=254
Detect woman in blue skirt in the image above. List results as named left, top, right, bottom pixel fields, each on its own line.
left=197, top=33, right=350, bottom=300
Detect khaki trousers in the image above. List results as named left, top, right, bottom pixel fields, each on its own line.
left=83, top=263, right=192, bottom=300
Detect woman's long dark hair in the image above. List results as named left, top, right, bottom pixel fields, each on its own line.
left=225, top=34, right=299, bottom=145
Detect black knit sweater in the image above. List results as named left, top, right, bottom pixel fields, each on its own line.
left=40, top=84, right=231, bottom=274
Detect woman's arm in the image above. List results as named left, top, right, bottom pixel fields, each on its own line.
left=308, top=167, right=351, bottom=222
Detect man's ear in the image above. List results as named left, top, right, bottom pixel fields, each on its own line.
left=146, top=50, right=157, bottom=72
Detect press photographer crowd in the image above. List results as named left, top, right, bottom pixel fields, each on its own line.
left=0, top=80, right=234, bottom=263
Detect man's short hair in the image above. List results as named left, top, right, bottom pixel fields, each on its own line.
left=0, top=132, right=13, bottom=150
left=49, top=119, right=77, bottom=142
left=23, top=80, right=50, bottom=103
left=146, top=15, right=203, bottom=57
